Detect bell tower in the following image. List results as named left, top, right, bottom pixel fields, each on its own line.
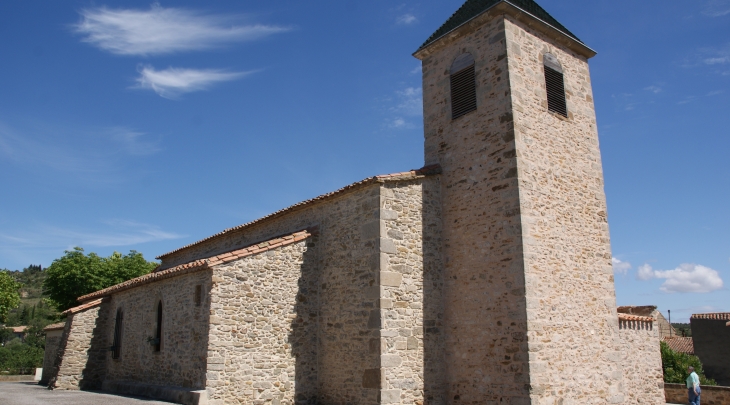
left=415, top=1, right=626, bottom=403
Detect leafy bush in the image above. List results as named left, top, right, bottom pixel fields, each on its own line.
left=661, top=341, right=716, bottom=385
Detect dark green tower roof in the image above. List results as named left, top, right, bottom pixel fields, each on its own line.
left=418, top=0, right=583, bottom=52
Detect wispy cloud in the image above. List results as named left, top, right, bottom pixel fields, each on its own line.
left=74, top=4, right=291, bottom=56
left=612, top=257, right=632, bottom=275
left=134, top=65, right=252, bottom=99
left=707, top=90, right=724, bottom=96
left=0, top=120, right=160, bottom=183
left=637, top=263, right=724, bottom=293
left=0, top=220, right=184, bottom=259
left=396, top=14, right=418, bottom=25
left=703, top=0, right=730, bottom=17
left=385, top=87, right=422, bottom=130
left=644, top=85, right=662, bottom=94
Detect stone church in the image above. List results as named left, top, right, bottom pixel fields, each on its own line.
left=46, top=1, right=666, bottom=404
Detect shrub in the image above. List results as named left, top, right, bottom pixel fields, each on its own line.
left=661, top=341, right=716, bottom=385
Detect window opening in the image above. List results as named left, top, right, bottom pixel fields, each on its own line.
left=450, top=53, right=477, bottom=119
left=154, top=301, right=162, bottom=352
left=543, top=53, right=567, bottom=117
left=194, top=285, right=202, bottom=307
left=111, top=308, right=123, bottom=359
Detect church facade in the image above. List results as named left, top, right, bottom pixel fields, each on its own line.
left=47, top=1, right=665, bottom=404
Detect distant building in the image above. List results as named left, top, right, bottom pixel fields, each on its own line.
left=662, top=336, right=694, bottom=355
left=11, top=325, right=28, bottom=341
left=691, top=313, right=730, bottom=386
left=618, top=305, right=677, bottom=338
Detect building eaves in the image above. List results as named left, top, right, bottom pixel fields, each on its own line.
left=156, top=165, right=441, bottom=260
left=43, top=322, right=66, bottom=332
left=416, top=0, right=582, bottom=53
left=79, top=229, right=315, bottom=303
left=617, top=313, right=654, bottom=322
left=617, top=305, right=657, bottom=317
left=691, top=312, right=730, bottom=321
left=662, top=336, right=694, bottom=355
left=62, top=298, right=107, bottom=315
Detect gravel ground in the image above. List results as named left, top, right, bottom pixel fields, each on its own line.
left=0, top=382, right=179, bottom=405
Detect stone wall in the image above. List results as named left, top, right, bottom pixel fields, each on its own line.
left=379, top=178, right=443, bottom=404
left=504, top=16, right=626, bottom=404
left=103, top=269, right=212, bottom=390
left=41, top=328, right=63, bottom=384
left=206, top=240, right=317, bottom=405
left=419, top=14, right=532, bottom=404
left=691, top=318, right=730, bottom=386
left=665, top=383, right=730, bottom=405
left=618, top=319, right=665, bottom=404
left=52, top=303, right=110, bottom=390
left=176, top=184, right=383, bottom=404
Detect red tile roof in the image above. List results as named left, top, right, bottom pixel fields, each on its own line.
left=43, top=322, right=66, bottom=332
left=618, top=313, right=654, bottom=322
left=78, top=229, right=315, bottom=302
left=156, top=165, right=441, bottom=259
left=691, top=313, right=730, bottom=321
left=62, top=298, right=107, bottom=315
left=662, top=337, right=694, bottom=355
left=11, top=326, right=27, bottom=333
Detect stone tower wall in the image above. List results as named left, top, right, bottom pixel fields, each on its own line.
left=503, top=16, right=626, bottom=404
left=618, top=319, right=665, bottom=404
left=419, top=14, right=532, bottom=404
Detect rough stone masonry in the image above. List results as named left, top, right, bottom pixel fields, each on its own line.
left=45, top=1, right=665, bottom=404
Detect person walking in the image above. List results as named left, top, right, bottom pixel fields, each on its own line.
left=687, top=366, right=701, bottom=405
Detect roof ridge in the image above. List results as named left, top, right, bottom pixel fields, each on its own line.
left=617, top=313, right=654, bottom=322
left=62, top=298, right=107, bottom=315
left=691, top=312, right=730, bottom=320
left=156, top=165, right=441, bottom=259
left=78, top=229, right=316, bottom=302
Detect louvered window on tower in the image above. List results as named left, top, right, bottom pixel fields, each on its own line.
left=450, top=53, right=477, bottom=119
left=543, top=53, right=567, bottom=117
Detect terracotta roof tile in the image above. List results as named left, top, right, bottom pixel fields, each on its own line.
left=62, top=298, right=107, bottom=315
left=11, top=326, right=28, bottom=333
left=618, top=313, right=654, bottom=322
left=43, top=322, right=66, bottom=332
left=156, top=165, right=441, bottom=259
left=691, top=313, right=730, bottom=321
left=79, top=229, right=315, bottom=302
left=617, top=305, right=657, bottom=317
left=663, top=337, right=694, bottom=355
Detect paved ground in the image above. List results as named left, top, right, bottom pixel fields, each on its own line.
left=0, top=382, right=179, bottom=405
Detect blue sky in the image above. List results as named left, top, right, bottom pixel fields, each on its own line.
left=0, top=0, right=728, bottom=322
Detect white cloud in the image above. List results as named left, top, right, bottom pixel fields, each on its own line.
left=636, top=263, right=724, bottom=293
left=644, top=85, right=662, bottom=94
left=392, top=87, right=423, bottom=116
left=707, top=90, right=724, bottom=96
left=397, top=14, right=418, bottom=25
left=74, top=5, right=291, bottom=56
left=612, top=257, right=632, bottom=275
left=703, top=0, right=730, bottom=17
left=134, top=65, right=252, bottom=99
left=109, top=127, right=161, bottom=156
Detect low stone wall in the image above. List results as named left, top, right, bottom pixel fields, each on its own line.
left=618, top=318, right=665, bottom=404
left=0, top=375, right=36, bottom=381
left=665, top=383, right=730, bottom=405
left=41, top=329, right=63, bottom=384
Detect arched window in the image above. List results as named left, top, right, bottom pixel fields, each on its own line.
left=154, top=301, right=162, bottom=352
left=450, top=53, right=477, bottom=119
left=543, top=53, right=567, bottom=117
left=111, top=308, right=123, bottom=359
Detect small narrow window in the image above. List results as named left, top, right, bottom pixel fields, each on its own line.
left=450, top=53, right=477, bottom=119
left=543, top=53, right=567, bottom=117
left=111, top=308, right=123, bottom=359
left=154, top=301, right=162, bottom=352
left=194, top=285, right=202, bottom=307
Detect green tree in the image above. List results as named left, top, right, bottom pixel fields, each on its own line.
left=0, top=271, right=22, bottom=323
left=660, top=341, right=716, bottom=385
left=43, top=248, right=157, bottom=311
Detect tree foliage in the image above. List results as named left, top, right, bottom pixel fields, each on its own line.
left=660, top=341, right=716, bottom=385
left=43, top=248, right=157, bottom=311
left=0, top=271, right=22, bottom=323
